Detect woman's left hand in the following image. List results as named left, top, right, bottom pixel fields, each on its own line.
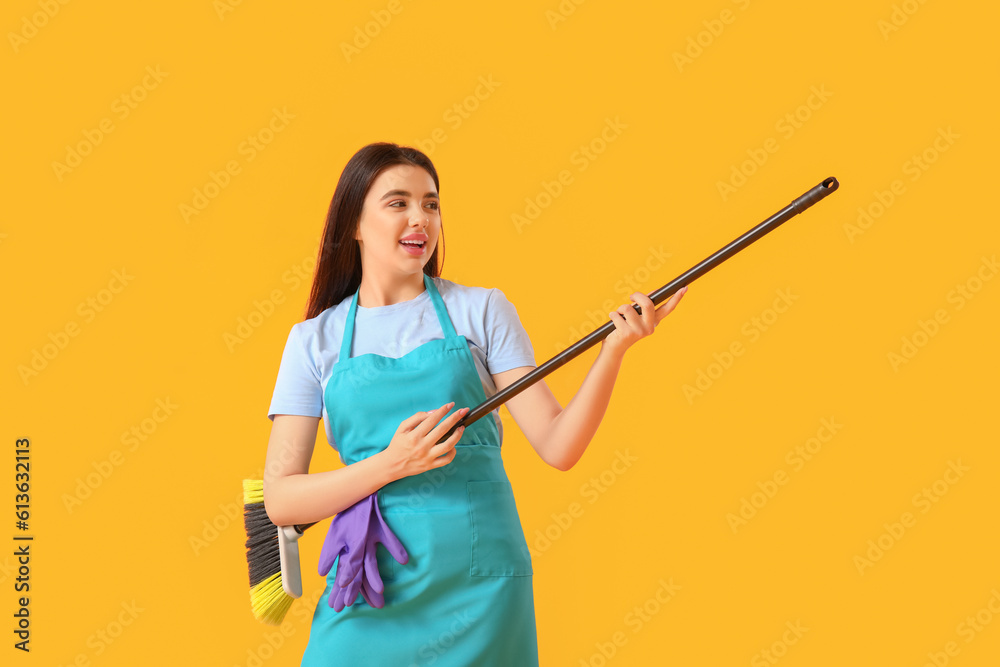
left=602, top=286, right=688, bottom=359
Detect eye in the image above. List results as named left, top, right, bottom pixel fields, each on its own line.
left=388, top=200, right=406, bottom=208
left=425, top=201, right=440, bottom=211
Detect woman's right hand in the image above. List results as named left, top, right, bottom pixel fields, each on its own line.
left=383, top=402, right=468, bottom=480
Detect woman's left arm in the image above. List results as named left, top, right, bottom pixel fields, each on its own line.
left=492, top=288, right=687, bottom=471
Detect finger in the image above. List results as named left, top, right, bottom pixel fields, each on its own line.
left=359, top=580, right=376, bottom=608
left=330, top=583, right=347, bottom=611
left=341, top=567, right=363, bottom=604
left=413, top=402, right=457, bottom=438
left=373, top=501, right=409, bottom=564
left=631, top=292, right=656, bottom=324
left=630, top=291, right=654, bottom=309
left=318, top=548, right=339, bottom=577
left=654, top=286, right=688, bottom=324
left=332, top=579, right=346, bottom=607
left=431, top=413, right=465, bottom=453
left=361, top=575, right=384, bottom=609
left=430, top=444, right=459, bottom=469
left=614, top=301, right=642, bottom=332
left=624, top=292, right=656, bottom=329
left=428, top=406, right=469, bottom=443
left=337, top=549, right=362, bottom=589
left=396, top=410, right=433, bottom=435
left=337, top=584, right=356, bottom=610
left=430, top=422, right=465, bottom=457
left=334, top=545, right=365, bottom=589
left=332, top=553, right=353, bottom=588
left=363, top=548, right=384, bottom=594
left=318, top=527, right=344, bottom=576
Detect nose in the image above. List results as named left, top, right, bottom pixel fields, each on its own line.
left=409, top=208, right=431, bottom=227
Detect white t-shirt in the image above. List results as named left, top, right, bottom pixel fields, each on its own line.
left=267, top=276, right=536, bottom=451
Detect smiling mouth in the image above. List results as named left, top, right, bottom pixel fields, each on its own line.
left=399, top=240, right=426, bottom=249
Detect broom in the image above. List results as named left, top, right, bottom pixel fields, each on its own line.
left=243, top=176, right=840, bottom=624
left=243, top=480, right=309, bottom=624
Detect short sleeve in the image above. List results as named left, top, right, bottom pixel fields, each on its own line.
left=483, top=289, right=536, bottom=374
left=267, top=324, right=324, bottom=421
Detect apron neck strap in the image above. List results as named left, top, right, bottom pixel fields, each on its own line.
left=340, top=273, right=457, bottom=360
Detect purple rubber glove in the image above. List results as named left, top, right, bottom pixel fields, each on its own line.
left=318, top=493, right=408, bottom=611
left=353, top=491, right=408, bottom=607
left=318, top=494, right=371, bottom=578
left=329, top=565, right=381, bottom=610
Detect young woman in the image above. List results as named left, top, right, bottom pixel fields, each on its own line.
left=263, top=142, right=687, bottom=665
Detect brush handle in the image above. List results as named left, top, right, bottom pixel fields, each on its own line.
left=290, top=176, right=839, bottom=534
left=278, top=525, right=304, bottom=597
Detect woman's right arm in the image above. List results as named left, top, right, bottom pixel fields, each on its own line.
left=262, top=404, right=469, bottom=526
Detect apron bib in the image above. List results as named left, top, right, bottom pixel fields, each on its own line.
left=301, top=274, right=539, bottom=666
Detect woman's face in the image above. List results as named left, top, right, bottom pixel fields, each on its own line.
left=354, top=164, right=441, bottom=278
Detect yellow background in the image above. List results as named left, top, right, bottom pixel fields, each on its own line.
left=5, top=1, right=999, bottom=665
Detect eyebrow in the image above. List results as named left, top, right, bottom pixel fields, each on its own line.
left=379, top=189, right=439, bottom=201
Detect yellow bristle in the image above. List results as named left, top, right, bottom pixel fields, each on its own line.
left=250, top=572, right=294, bottom=625
left=243, top=478, right=264, bottom=504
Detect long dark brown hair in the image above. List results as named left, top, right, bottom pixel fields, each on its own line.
left=304, top=142, right=445, bottom=320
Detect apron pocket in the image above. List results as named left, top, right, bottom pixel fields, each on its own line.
left=467, top=480, right=533, bottom=577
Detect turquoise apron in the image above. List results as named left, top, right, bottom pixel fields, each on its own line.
left=301, top=274, right=539, bottom=666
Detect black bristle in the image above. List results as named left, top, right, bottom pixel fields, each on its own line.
left=244, top=500, right=282, bottom=587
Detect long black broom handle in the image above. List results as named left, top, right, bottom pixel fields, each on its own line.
left=292, top=176, right=839, bottom=533
left=441, top=176, right=839, bottom=437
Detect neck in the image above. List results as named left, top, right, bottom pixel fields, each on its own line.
left=357, top=272, right=427, bottom=308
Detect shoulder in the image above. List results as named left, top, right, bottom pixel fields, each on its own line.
left=433, top=277, right=527, bottom=347
left=433, top=276, right=512, bottom=313
left=287, top=296, right=352, bottom=352
left=433, top=276, right=490, bottom=300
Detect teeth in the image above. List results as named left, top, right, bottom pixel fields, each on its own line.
left=400, top=240, right=424, bottom=246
